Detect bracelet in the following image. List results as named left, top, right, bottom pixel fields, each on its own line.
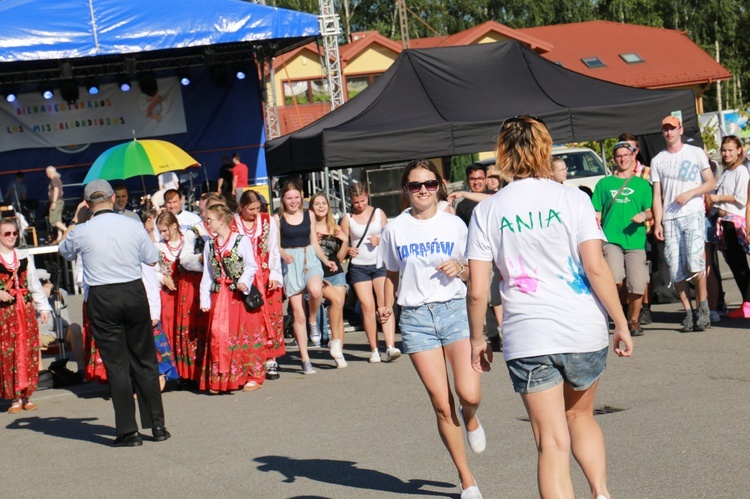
left=457, top=262, right=465, bottom=276
left=639, top=211, right=647, bottom=220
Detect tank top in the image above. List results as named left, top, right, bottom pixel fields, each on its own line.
left=280, top=210, right=312, bottom=248
left=348, top=207, right=382, bottom=266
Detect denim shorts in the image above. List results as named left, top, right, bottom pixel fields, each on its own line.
left=347, top=263, right=386, bottom=285
left=399, top=298, right=469, bottom=354
left=324, top=272, right=348, bottom=290
left=506, top=347, right=608, bottom=394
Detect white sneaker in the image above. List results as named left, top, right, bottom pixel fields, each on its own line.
left=460, top=479, right=483, bottom=499
left=334, top=357, right=348, bottom=368
left=384, top=346, right=401, bottom=362
left=459, top=406, right=486, bottom=454
left=330, top=339, right=343, bottom=359
left=369, top=350, right=381, bottom=363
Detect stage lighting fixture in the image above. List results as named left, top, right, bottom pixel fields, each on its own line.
left=85, top=77, right=99, bottom=95
left=139, top=72, right=158, bottom=97
left=60, top=79, right=80, bottom=104
left=117, top=75, right=131, bottom=92
left=2, top=87, right=16, bottom=103
left=236, top=70, right=246, bottom=80
left=40, top=83, right=54, bottom=100
left=178, top=68, right=191, bottom=86
left=209, top=63, right=229, bottom=88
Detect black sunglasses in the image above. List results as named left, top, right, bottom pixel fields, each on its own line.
left=500, top=115, right=547, bottom=131
left=404, top=180, right=440, bottom=193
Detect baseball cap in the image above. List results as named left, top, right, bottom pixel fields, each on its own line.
left=613, top=141, right=635, bottom=153
left=661, top=116, right=681, bottom=128
left=83, top=180, right=115, bottom=201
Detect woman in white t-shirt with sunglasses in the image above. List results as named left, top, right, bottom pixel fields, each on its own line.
left=378, top=160, right=484, bottom=499
left=466, top=116, right=633, bottom=499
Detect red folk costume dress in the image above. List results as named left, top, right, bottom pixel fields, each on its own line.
left=234, top=213, right=285, bottom=360
left=157, top=236, right=206, bottom=381
left=156, top=238, right=181, bottom=351
left=81, top=299, right=107, bottom=384
left=199, top=233, right=265, bottom=392
left=0, top=250, right=52, bottom=400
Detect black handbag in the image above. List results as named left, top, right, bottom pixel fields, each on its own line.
left=243, top=284, right=264, bottom=312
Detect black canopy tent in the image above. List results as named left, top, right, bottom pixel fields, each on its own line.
left=266, top=40, right=700, bottom=175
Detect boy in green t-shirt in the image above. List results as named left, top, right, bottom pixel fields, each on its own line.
left=592, top=142, right=653, bottom=336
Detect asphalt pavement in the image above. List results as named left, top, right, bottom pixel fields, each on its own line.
left=1, top=277, right=749, bottom=498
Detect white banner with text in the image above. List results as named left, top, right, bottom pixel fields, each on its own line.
left=0, top=77, right=187, bottom=153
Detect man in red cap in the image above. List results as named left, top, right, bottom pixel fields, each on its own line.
left=650, top=115, right=715, bottom=332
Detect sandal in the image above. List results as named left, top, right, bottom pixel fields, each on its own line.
left=243, top=381, right=262, bottom=392
left=8, top=400, right=22, bottom=414
left=22, top=399, right=37, bottom=411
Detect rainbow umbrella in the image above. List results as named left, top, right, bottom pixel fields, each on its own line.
left=83, top=139, right=199, bottom=185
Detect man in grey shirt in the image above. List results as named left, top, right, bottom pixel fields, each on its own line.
left=59, top=180, right=169, bottom=447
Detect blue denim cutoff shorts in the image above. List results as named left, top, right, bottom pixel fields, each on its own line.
left=347, top=263, right=386, bottom=285
left=399, top=298, right=469, bottom=354
left=506, top=347, right=608, bottom=394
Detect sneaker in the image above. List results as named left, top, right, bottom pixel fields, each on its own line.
left=308, top=323, right=321, bottom=347
left=334, top=357, right=348, bottom=368
left=709, top=310, right=721, bottom=323
left=460, top=478, right=483, bottom=499
left=330, top=340, right=348, bottom=368
left=330, top=339, right=343, bottom=359
left=266, top=361, right=280, bottom=380
left=639, top=306, right=652, bottom=325
left=369, top=350, right=381, bottom=363
left=627, top=320, right=644, bottom=337
left=727, top=301, right=750, bottom=319
left=459, top=406, right=486, bottom=454
left=695, top=308, right=711, bottom=331
left=680, top=312, right=695, bottom=333
left=301, top=360, right=316, bottom=375
left=384, top=346, right=401, bottom=362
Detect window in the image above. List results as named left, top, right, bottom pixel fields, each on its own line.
left=619, top=52, right=644, bottom=64
left=283, top=79, right=330, bottom=105
left=554, top=61, right=565, bottom=68
left=581, top=57, right=606, bottom=69
left=346, top=73, right=381, bottom=100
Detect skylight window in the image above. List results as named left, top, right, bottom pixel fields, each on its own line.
left=620, top=52, right=645, bottom=64
left=581, top=57, right=606, bottom=69
left=554, top=61, right=565, bottom=68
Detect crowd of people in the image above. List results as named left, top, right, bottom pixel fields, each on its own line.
left=1, top=113, right=748, bottom=498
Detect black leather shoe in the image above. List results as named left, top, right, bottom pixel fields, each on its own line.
left=112, top=432, right=143, bottom=447
left=152, top=427, right=171, bottom=442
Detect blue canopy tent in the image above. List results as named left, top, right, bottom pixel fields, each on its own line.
left=0, top=0, right=319, bottom=200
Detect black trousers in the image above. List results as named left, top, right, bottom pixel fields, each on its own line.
left=721, top=221, right=750, bottom=302
left=87, top=280, right=165, bottom=435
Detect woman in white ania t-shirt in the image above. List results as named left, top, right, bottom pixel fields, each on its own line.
left=378, top=160, right=484, bottom=499
left=466, top=117, right=633, bottom=499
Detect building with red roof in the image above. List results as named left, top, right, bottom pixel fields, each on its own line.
left=519, top=21, right=729, bottom=112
